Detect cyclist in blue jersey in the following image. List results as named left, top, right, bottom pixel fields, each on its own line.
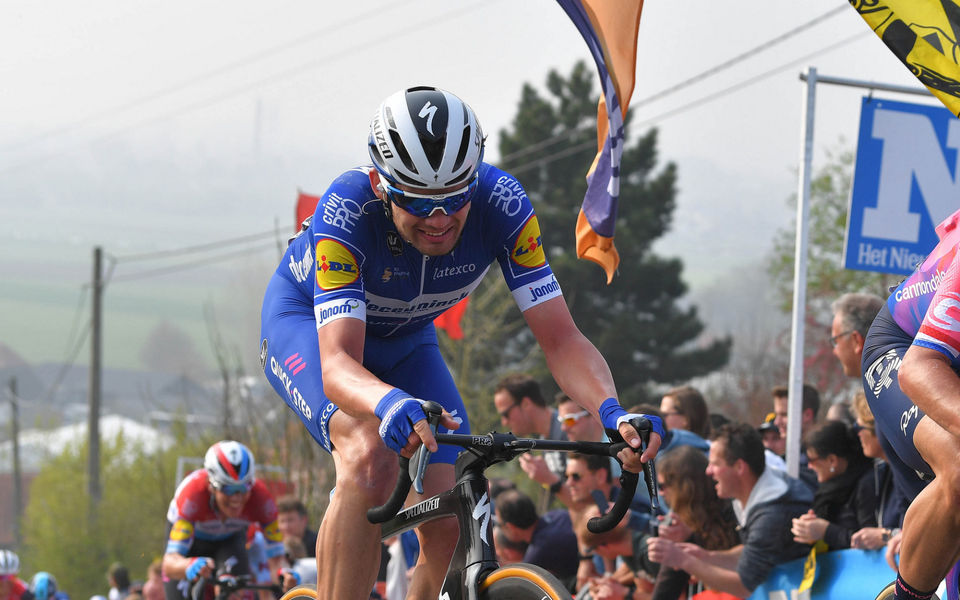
left=259, top=86, right=662, bottom=600
left=861, top=208, right=960, bottom=600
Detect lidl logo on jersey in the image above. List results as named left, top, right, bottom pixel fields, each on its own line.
left=845, top=97, right=960, bottom=275
left=511, top=216, right=546, bottom=268
left=171, top=519, right=194, bottom=541
left=315, top=239, right=359, bottom=290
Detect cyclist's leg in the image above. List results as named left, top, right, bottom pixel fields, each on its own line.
left=370, top=325, right=469, bottom=599
left=897, top=416, right=960, bottom=594
left=321, top=412, right=400, bottom=600
left=262, top=282, right=388, bottom=600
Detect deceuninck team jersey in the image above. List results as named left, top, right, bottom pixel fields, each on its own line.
left=164, top=469, right=284, bottom=559
left=275, top=162, right=563, bottom=338
left=887, top=207, right=960, bottom=367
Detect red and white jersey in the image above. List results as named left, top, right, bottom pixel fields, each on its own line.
left=164, top=469, right=283, bottom=558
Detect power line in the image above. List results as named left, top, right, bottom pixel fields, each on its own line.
left=627, top=30, right=871, bottom=133
left=0, top=0, right=498, bottom=175
left=499, top=4, right=849, bottom=167
left=107, top=239, right=278, bottom=283
left=506, top=30, right=870, bottom=176
left=110, top=228, right=279, bottom=263
left=0, top=2, right=412, bottom=156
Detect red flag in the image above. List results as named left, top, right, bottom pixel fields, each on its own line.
left=433, top=297, right=470, bottom=340
left=295, top=189, right=321, bottom=234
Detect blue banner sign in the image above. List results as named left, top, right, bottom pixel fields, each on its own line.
left=844, top=97, right=960, bottom=274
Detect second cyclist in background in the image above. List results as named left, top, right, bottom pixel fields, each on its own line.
left=161, top=441, right=284, bottom=600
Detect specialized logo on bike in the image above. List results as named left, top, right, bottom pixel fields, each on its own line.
left=270, top=354, right=312, bottom=420
left=315, top=239, right=359, bottom=290
left=403, top=497, right=440, bottom=520
left=511, top=216, right=546, bottom=268
left=472, top=492, right=492, bottom=546
left=864, top=349, right=901, bottom=397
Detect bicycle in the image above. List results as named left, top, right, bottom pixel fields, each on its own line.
left=280, top=400, right=659, bottom=600
left=190, top=567, right=284, bottom=600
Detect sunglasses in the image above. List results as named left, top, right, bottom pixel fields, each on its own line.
left=383, top=176, right=478, bottom=217
left=566, top=472, right=584, bottom=482
left=214, top=482, right=252, bottom=496
left=852, top=422, right=875, bottom=434
left=499, top=403, right=521, bottom=420
left=557, top=410, right=590, bottom=427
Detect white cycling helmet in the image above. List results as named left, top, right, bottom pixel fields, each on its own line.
left=204, top=440, right=255, bottom=490
left=368, top=86, right=484, bottom=190
left=0, top=549, right=19, bottom=576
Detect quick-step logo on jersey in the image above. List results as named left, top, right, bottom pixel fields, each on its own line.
left=315, top=239, right=359, bottom=290
left=270, top=354, right=313, bottom=419
left=288, top=245, right=314, bottom=284
left=511, top=215, right=546, bottom=268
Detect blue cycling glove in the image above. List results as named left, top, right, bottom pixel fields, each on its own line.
left=280, top=568, right=301, bottom=586
left=185, top=557, right=211, bottom=581
left=375, top=388, right=428, bottom=454
left=598, top=398, right=665, bottom=440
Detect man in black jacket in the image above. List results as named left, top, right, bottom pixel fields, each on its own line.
left=647, top=423, right=813, bottom=598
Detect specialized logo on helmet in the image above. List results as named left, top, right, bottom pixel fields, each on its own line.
left=511, top=216, right=546, bottom=267
left=419, top=101, right=438, bottom=135
left=371, top=116, right=393, bottom=159
left=315, top=239, right=359, bottom=290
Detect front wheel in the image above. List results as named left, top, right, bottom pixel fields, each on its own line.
left=478, top=564, right=572, bottom=600
left=278, top=585, right=317, bottom=600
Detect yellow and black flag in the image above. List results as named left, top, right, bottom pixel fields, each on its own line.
left=850, top=0, right=960, bottom=116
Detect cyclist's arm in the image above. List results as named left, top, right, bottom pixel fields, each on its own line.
left=522, top=296, right=661, bottom=464
left=161, top=552, right=211, bottom=581
left=316, top=315, right=456, bottom=453
left=316, top=317, right=392, bottom=418
left=900, top=344, right=960, bottom=438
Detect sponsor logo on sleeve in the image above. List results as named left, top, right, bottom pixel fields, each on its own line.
left=511, top=216, right=546, bottom=268
left=315, top=239, right=360, bottom=290
left=263, top=520, right=283, bottom=543
left=288, top=245, right=314, bottom=283
left=321, top=193, right=362, bottom=233
left=511, top=273, right=562, bottom=311
left=491, top=175, right=525, bottom=216
left=171, top=519, right=194, bottom=541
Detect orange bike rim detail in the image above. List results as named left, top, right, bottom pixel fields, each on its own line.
left=478, top=567, right=564, bottom=600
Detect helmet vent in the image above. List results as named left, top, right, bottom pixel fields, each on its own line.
left=389, top=130, right=418, bottom=174
left=384, top=106, right=397, bottom=130
left=421, top=136, right=445, bottom=172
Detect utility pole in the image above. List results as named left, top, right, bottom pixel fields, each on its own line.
left=8, top=377, right=22, bottom=548
left=88, top=246, right=103, bottom=510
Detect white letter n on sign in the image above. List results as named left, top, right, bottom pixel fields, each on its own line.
left=863, top=108, right=960, bottom=243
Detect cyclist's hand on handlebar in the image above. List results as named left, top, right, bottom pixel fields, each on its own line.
left=375, top=388, right=459, bottom=457
left=598, top=398, right=664, bottom=470
left=185, top=557, right=213, bottom=582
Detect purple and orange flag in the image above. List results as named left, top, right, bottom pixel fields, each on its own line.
left=557, top=0, right=644, bottom=284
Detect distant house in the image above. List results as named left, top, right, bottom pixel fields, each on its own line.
left=0, top=415, right=174, bottom=547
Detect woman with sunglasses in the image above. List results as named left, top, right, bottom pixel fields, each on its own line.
left=790, top=420, right=877, bottom=550
left=161, top=441, right=284, bottom=600
left=260, top=86, right=660, bottom=600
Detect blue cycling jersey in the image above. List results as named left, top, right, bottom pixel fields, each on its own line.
left=274, top=162, right=562, bottom=337
left=260, top=162, right=563, bottom=459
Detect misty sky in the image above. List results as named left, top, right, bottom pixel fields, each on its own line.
left=0, top=0, right=935, bottom=371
